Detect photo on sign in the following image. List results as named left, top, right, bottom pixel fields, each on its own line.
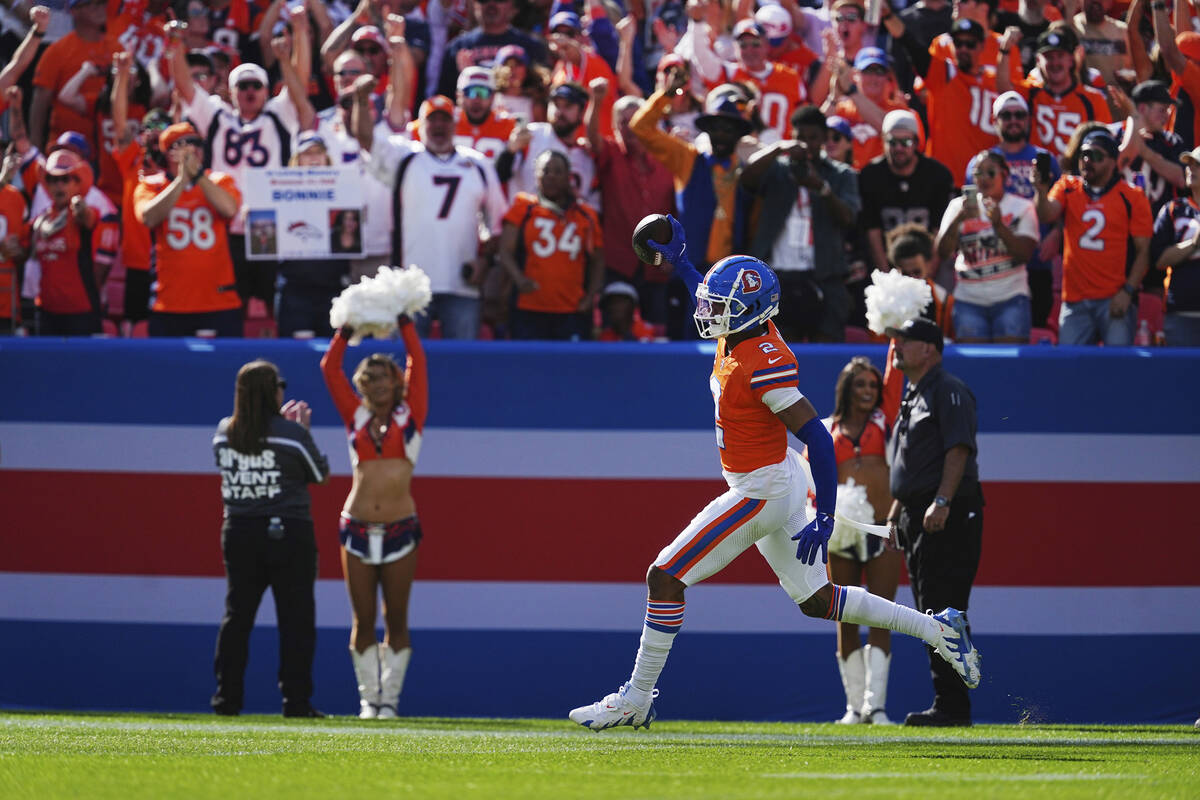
left=248, top=210, right=278, bottom=256
left=329, top=208, right=363, bottom=254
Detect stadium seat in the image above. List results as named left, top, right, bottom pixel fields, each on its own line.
left=1138, top=291, right=1164, bottom=339
left=130, top=321, right=148, bottom=338
left=246, top=298, right=270, bottom=319
left=101, top=319, right=118, bottom=337
left=1030, top=327, right=1057, bottom=345
left=243, top=317, right=277, bottom=338
left=844, top=325, right=871, bottom=343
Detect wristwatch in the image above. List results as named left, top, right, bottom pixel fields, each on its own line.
left=934, top=495, right=949, bottom=508
left=1120, top=282, right=1137, bottom=296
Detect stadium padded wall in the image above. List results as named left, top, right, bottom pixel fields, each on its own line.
left=1, top=339, right=1198, bottom=724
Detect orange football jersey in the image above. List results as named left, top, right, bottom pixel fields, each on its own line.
left=1016, top=77, right=1112, bottom=155
left=0, top=185, right=29, bottom=320
left=712, top=319, right=800, bottom=474
left=834, top=95, right=910, bottom=170
left=134, top=171, right=242, bottom=313
left=712, top=61, right=807, bottom=142
left=552, top=51, right=617, bottom=134
left=929, top=31, right=1024, bottom=86
left=1050, top=175, right=1152, bottom=302
left=112, top=139, right=153, bottom=272
left=455, top=111, right=518, bottom=160
left=921, top=58, right=1002, bottom=185
left=504, top=192, right=602, bottom=313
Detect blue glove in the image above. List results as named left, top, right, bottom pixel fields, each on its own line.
left=647, top=214, right=688, bottom=268
left=792, top=512, right=834, bottom=565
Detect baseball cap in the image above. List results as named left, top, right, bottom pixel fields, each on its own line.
left=733, top=19, right=765, bottom=39
left=657, top=53, right=687, bottom=74
left=826, top=115, right=853, bottom=139
left=696, top=85, right=753, bottom=136
left=885, top=317, right=944, bottom=353
left=1180, top=146, right=1200, bottom=166
left=50, top=130, right=91, bottom=161
left=853, top=47, right=889, bottom=71
left=185, top=49, right=215, bottom=71
left=141, top=108, right=172, bottom=133
left=755, top=4, right=793, bottom=42
left=1178, top=32, right=1200, bottom=62
left=1037, top=27, right=1077, bottom=54
left=457, top=65, right=494, bottom=93
left=229, top=62, right=269, bottom=93
left=548, top=10, right=582, bottom=32
left=549, top=81, right=590, bottom=107
left=351, top=26, right=387, bottom=50
left=159, top=122, right=200, bottom=152
left=1131, top=79, right=1177, bottom=106
left=296, top=131, right=327, bottom=153
left=992, top=90, right=1028, bottom=117
left=495, top=44, right=528, bottom=65
left=882, top=109, right=921, bottom=137
left=602, top=281, right=639, bottom=303
left=951, top=18, right=985, bottom=42
left=1081, top=130, right=1119, bottom=159
left=419, top=95, right=456, bottom=120
left=44, top=149, right=83, bottom=176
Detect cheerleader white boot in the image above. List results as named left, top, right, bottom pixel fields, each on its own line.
left=350, top=644, right=381, bottom=719
left=836, top=649, right=865, bottom=724
left=377, top=644, right=412, bottom=719
left=861, top=644, right=893, bottom=725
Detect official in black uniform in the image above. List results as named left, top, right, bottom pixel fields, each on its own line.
left=212, top=360, right=330, bottom=717
left=885, top=318, right=983, bottom=727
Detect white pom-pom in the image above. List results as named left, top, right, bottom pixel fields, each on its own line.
left=864, top=270, right=932, bottom=335
left=328, top=265, right=433, bottom=342
left=829, top=478, right=874, bottom=555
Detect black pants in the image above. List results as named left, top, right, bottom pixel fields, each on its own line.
left=212, top=515, right=318, bottom=713
left=229, top=234, right=277, bottom=305
left=511, top=309, right=591, bottom=340
left=149, top=308, right=243, bottom=337
left=1028, top=268, right=1053, bottom=329
left=774, top=271, right=851, bottom=343
left=124, top=268, right=151, bottom=323
left=38, top=310, right=101, bottom=336
left=897, top=488, right=984, bottom=718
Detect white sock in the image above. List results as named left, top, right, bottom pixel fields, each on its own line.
left=835, top=585, right=938, bottom=644
left=628, top=600, right=684, bottom=705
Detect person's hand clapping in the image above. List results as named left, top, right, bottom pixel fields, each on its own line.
left=281, top=399, right=313, bottom=429
left=29, top=5, right=50, bottom=33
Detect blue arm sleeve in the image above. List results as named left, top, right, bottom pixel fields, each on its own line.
left=673, top=255, right=702, bottom=313
left=795, top=416, right=837, bottom=516
left=589, top=16, right=619, bottom=70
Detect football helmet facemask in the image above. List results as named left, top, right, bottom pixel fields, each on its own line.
left=693, top=255, right=781, bottom=339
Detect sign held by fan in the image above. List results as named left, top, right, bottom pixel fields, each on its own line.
left=241, top=166, right=366, bottom=261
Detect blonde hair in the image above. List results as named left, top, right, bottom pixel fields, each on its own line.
left=352, top=353, right=405, bottom=407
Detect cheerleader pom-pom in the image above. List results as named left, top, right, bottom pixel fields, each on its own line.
left=329, top=270, right=401, bottom=343
left=375, top=264, right=432, bottom=317
left=864, top=269, right=932, bottom=335
left=829, top=478, right=874, bottom=554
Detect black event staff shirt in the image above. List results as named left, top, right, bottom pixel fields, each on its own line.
left=213, top=416, right=330, bottom=519
left=889, top=364, right=980, bottom=505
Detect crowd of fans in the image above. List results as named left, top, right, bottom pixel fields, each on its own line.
left=1, top=0, right=1199, bottom=344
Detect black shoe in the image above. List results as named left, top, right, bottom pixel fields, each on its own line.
left=282, top=704, right=326, bottom=718
left=904, top=708, right=972, bottom=727
left=212, top=701, right=240, bottom=716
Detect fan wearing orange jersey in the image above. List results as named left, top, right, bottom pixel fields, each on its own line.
left=134, top=122, right=243, bottom=337
left=1004, top=28, right=1112, bottom=155
left=0, top=151, right=30, bottom=331
left=454, top=66, right=518, bottom=160
left=567, top=221, right=982, bottom=731
left=548, top=11, right=617, bottom=136
left=498, top=150, right=604, bottom=340
left=887, top=17, right=1010, bottom=183
left=709, top=20, right=808, bottom=144
left=756, top=4, right=829, bottom=106
left=1151, top=6, right=1200, bottom=149
left=1035, top=129, right=1152, bottom=345
left=828, top=47, right=911, bottom=170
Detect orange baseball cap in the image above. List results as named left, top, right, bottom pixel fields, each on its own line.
left=159, top=122, right=200, bottom=152
left=1178, top=32, right=1200, bottom=63
left=419, top=95, right=456, bottom=120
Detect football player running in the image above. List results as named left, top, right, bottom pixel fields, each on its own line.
left=568, top=217, right=982, bottom=731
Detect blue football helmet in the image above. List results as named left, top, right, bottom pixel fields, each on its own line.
left=694, top=255, right=781, bottom=338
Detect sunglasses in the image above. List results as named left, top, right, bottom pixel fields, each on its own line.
left=953, top=38, right=981, bottom=50
left=886, top=135, right=917, bottom=148
left=44, top=174, right=78, bottom=184
left=997, top=110, right=1028, bottom=120
left=478, top=0, right=510, bottom=4
left=1080, top=149, right=1109, bottom=162
left=334, top=68, right=364, bottom=78
left=829, top=132, right=848, bottom=142
left=236, top=80, right=264, bottom=91
left=462, top=85, right=492, bottom=99
left=172, top=136, right=204, bottom=149
left=276, top=379, right=288, bottom=390
left=354, top=45, right=384, bottom=56
left=836, top=13, right=862, bottom=22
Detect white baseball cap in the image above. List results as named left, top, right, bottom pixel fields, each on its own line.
left=992, top=90, right=1029, bottom=117
left=755, top=4, right=793, bottom=41
left=457, top=65, right=494, bottom=93
left=229, top=63, right=269, bottom=94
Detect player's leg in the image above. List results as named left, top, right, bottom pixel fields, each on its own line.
left=569, top=491, right=784, bottom=731
left=861, top=546, right=903, bottom=724
left=828, top=552, right=865, bottom=724
left=377, top=536, right=420, bottom=719
left=212, top=517, right=270, bottom=715
left=267, top=517, right=319, bottom=716
left=340, top=523, right=384, bottom=718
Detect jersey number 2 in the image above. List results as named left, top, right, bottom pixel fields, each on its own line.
left=1079, top=208, right=1106, bottom=251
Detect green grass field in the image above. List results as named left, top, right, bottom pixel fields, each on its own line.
left=1, top=712, right=1196, bottom=799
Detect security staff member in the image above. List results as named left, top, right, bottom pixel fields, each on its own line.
left=885, top=317, right=983, bottom=727
left=212, top=360, right=330, bottom=718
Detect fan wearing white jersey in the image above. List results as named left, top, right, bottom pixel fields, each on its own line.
left=352, top=77, right=508, bottom=340
left=168, top=22, right=315, bottom=307
left=497, top=81, right=598, bottom=210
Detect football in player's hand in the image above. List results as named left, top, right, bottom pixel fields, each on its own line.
left=632, top=214, right=673, bottom=266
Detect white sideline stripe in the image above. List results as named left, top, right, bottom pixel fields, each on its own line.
left=1, top=717, right=1191, bottom=749
left=762, top=773, right=1145, bottom=781
left=2, top=423, right=1199, bottom=482
left=1, top=574, right=1198, bottom=635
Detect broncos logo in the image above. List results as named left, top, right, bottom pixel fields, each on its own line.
left=739, top=269, right=762, bottom=294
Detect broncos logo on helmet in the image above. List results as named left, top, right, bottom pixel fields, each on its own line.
left=694, top=255, right=781, bottom=338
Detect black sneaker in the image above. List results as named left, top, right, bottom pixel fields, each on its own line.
left=282, top=704, right=326, bottom=718
left=212, top=701, right=240, bottom=716
left=904, top=708, right=972, bottom=727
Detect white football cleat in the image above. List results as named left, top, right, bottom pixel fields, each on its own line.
left=568, top=683, right=658, bottom=731
left=929, top=608, right=982, bottom=689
